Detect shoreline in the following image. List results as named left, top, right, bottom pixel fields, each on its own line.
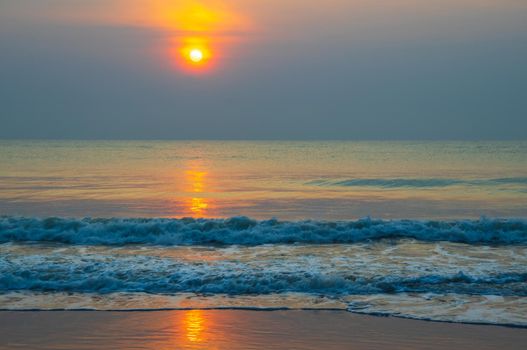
left=2, top=309, right=527, bottom=350
left=1, top=307, right=526, bottom=329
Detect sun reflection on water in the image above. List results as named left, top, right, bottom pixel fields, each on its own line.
left=184, top=161, right=212, bottom=217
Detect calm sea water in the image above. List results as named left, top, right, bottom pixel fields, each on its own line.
left=1, top=141, right=526, bottom=326
left=1, top=140, right=526, bottom=219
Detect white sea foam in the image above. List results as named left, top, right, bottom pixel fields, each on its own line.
left=1, top=242, right=526, bottom=296
left=1, top=238, right=527, bottom=326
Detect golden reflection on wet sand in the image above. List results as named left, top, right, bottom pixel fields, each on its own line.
left=124, top=310, right=224, bottom=349
left=4, top=310, right=527, bottom=350
left=183, top=310, right=207, bottom=343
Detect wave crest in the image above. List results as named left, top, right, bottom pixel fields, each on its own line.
left=1, top=216, right=527, bottom=246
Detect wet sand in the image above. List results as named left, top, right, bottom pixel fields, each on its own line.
left=1, top=310, right=526, bottom=349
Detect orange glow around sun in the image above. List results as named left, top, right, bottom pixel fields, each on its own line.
left=153, top=0, right=249, bottom=74
left=44, top=0, right=251, bottom=74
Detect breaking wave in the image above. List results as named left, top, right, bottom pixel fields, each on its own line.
left=1, top=216, right=527, bottom=246
left=1, top=256, right=526, bottom=295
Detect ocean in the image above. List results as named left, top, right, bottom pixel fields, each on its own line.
left=1, top=141, right=526, bottom=326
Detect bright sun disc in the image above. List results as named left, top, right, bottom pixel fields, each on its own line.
left=189, top=49, right=203, bottom=62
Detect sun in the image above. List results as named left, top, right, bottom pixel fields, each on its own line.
left=189, top=49, right=204, bottom=63
left=176, top=41, right=212, bottom=71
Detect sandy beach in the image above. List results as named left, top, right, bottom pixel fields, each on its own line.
left=1, top=310, right=526, bottom=350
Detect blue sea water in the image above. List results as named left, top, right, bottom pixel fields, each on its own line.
left=0, top=141, right=526, bottom=326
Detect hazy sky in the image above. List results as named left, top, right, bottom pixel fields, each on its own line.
left=1, top=0, right=526, bottom=139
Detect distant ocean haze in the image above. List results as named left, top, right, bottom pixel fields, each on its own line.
left=1, top=0, right=526, bottom=139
